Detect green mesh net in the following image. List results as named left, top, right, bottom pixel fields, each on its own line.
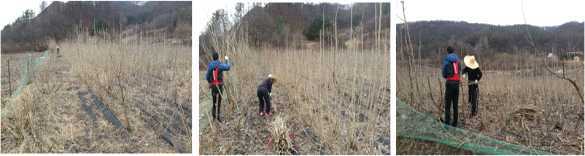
left=2, top=51, right=49, bottom=118
left=12, top=50, right=49, bottom=97
left=397, top=98, right=552, bottom=155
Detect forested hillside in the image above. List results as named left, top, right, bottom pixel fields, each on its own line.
left=199, top=3, right=390, bottom=52
left=397, top=21, right=584, bottom=58
left=1, top=1, right=191, bottom=53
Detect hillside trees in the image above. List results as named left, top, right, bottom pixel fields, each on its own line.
left=304, top=16, right=332, bottom=41
left=198, top=2, right=391, bottom=56
left=2, top=1, right=192, bottom=53
left=396, top=21, right=584, bottom=58
left=199, top=9, right=233, bottom=64
left=13, top=9, right=35, bottom=26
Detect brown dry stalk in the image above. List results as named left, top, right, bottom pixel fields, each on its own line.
left=544, top=64, right=584, bottom=103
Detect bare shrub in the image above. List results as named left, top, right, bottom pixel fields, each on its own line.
left=2, top=31, right=191, bottom=153
left=200, top=46, right=389, bottom=154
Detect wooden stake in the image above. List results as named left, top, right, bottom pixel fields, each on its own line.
left=7, top=59, right=11, bottom=96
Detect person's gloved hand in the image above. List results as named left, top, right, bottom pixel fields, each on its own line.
left=462, top=74, right=466, bottom=79
left=474, top=80, right=478, bottom=83
left=269, top=93, right=272, bottom=97
left=225, top=56, right=229, bottom=60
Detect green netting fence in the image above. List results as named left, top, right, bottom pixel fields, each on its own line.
left=397, top=98, right=553, bottom=155
left=2, top=51, right=49, bottom=117
left=13, top=51, right=49, bottom=97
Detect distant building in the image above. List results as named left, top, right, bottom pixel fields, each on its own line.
left=548, top=51, right=583, bottom=61
left=561, top=51, right=584, bottom=61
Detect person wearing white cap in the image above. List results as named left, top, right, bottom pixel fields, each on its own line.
left=462, top=55, right=482, bottom=117
left=257, top=74, right=277, bottom=117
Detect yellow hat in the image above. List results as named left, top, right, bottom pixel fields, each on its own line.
left=464, top=55, right=479, bottom=69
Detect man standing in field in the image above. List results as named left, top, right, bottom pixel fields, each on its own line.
left=206, top=51, right=231, bottom=122
left=442, top=46, right=461, bottom=127
left=462, top=55, right=482, bottom=117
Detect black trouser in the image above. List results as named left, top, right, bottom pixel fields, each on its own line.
left=257, top=87, right=271, bottom=113
left=468, top=84, right=479, bottom=116
left=444, top=80, right=459, bottom=126
left=211, top=84, right=223, bottom=120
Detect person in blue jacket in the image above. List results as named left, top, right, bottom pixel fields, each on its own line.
left=206, top=51, right=231, bottom=122
left=441, top=46, right=462, bottom=127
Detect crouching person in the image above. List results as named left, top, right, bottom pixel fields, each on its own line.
left=258, top=74, right=276, bottom=117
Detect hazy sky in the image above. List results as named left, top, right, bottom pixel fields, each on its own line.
left=194, top=2, right=240, bottom=34
left=397, top=0, right=584, bottom=26
left=0, top=1, right=50, bottom=29
left=3, top=1, right=583, bottom=31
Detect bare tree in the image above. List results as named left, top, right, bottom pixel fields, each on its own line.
left=40, top=1, right=47, bottom=13
left=7, top=60, right=12, bottom=96
left=519, top=1, right=583, bottom=104
left=350, top=5, right=353, bottom=45
left=545, top=62, right=584, bottom=103
left=400, top=1, right=417, bottom=103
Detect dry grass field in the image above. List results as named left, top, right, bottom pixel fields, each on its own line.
left=397, top=55, right=584, bottom=154
left=1, top=33, right=191, bottom=153
left=199, top=45, right=390, bottom=154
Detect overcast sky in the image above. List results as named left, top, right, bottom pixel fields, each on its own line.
left=2, top=1, right=583, bottom=31
left=194, top=2, right=240, bottom=34
left=0, top=1, right=51, bottom=29
left=397, top=0, right=584, bottom=27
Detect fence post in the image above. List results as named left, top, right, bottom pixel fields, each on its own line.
left=7, top=59, right=11, bottom=96
left=27, top=54, right=31, bottom=78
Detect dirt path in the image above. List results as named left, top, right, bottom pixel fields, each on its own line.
left=35, top=53, right=130, bottom=152
left=61, top=54, right=191, bottom=152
